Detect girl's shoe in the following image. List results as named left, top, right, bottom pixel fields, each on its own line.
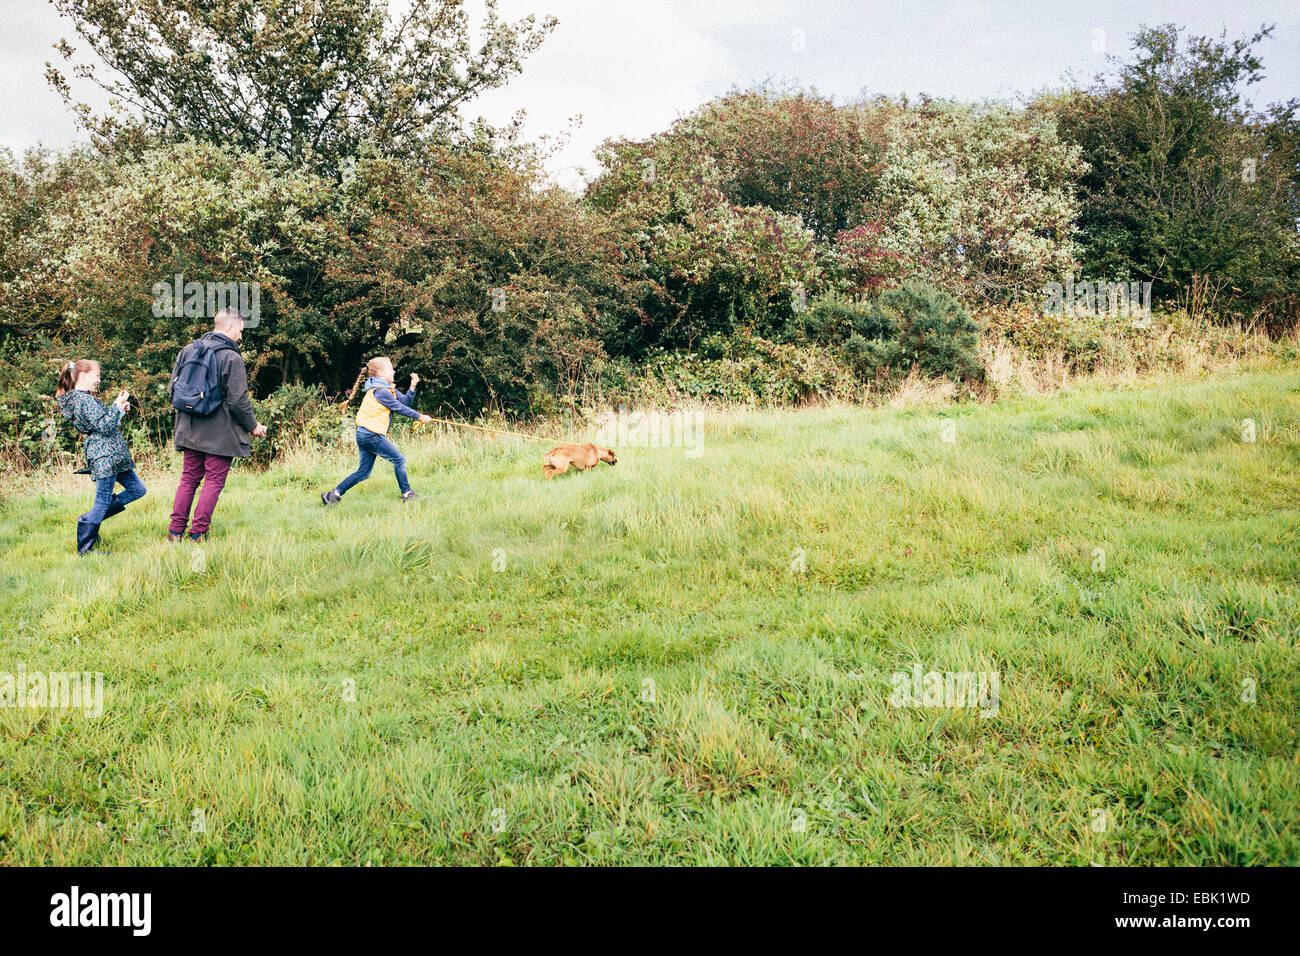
left=168, top=532, right=184, bottom=543
left=188, top=532, right=207, bottom=543
left=401, top=490, right=419, bottom=502
left=322, top=489, right=342, bottom=506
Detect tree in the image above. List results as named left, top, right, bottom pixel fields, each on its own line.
left=587, top=90, right=904, bottom=353
left=45, top=0, right=556, bottom=172
left=326, top=147, right=645, bottom=414
left=588, top=126, right=823, bottom=354
left=1046, top=23, right=1300, bottom=326
left=868, top=97, right=1085, bottom=305
left=684, top=89, right=888, bottom=242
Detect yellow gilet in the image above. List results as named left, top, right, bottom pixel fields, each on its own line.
left=355, top=386, right=397, bottom=434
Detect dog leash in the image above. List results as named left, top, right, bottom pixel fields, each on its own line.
left=338, top=391, right=566, bottom=445
left=413, top=416, right=566, bottom=445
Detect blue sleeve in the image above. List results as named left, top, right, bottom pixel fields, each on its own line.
left=374, top=388, right=420, bottom=420
left=76, top=394, right=124, bottom=436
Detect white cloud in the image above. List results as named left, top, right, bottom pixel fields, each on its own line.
left=0, top=0, right=110, bottom=155
left=469, top=1, right=739, bottom=189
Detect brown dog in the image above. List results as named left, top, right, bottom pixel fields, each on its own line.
left=543, top=443, right=617, bottom=479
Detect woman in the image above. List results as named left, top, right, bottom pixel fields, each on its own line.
left=55, top=359, right=147, bottom=555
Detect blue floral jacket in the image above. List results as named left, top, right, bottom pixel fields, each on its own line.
left=56, top=390, right=134, bottom=479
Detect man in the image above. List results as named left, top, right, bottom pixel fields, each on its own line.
left=167, top=308, right=267, bottom=542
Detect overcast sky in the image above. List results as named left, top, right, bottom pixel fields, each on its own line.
left=2, top=0, right=1297, bottom=187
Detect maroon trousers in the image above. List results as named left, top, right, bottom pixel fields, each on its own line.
left=169, top=450, right=233, bottom=536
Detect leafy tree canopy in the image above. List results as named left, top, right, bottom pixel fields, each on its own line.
left=46, top=0, right=556, bottom=172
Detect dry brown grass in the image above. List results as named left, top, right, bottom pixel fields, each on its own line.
left=887, top=369, right=960, bottom=408
left=978, top=309, right=1291, bottom=402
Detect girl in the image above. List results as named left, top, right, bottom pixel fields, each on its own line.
left=322, top=357, right=432, bottom=506
left=55, top=359, right=147, bottom=555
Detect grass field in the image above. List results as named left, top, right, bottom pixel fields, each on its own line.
left=2, top=362, right=1298, bottom=865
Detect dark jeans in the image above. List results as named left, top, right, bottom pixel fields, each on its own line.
left=87, top=468, right=148, bottom=523
left=336, top=427, right=410, bottom=496
left=170, top=450, right=233, bottom=535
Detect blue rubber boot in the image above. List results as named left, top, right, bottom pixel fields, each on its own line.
left=76, top=515, right=101, bottom=555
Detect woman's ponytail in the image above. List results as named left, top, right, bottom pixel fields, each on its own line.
left=342, top=365, right=368, bottom=408
left=55, top=359, right=94, bottom=398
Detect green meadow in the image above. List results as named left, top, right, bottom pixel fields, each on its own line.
left=1, top=362, right=1297, bottom=865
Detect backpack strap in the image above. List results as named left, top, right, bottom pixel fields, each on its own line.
left=197, top=335, right=237, bottom=355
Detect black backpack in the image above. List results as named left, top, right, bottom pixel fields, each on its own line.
left=171, top=338, right=235, bottom=416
